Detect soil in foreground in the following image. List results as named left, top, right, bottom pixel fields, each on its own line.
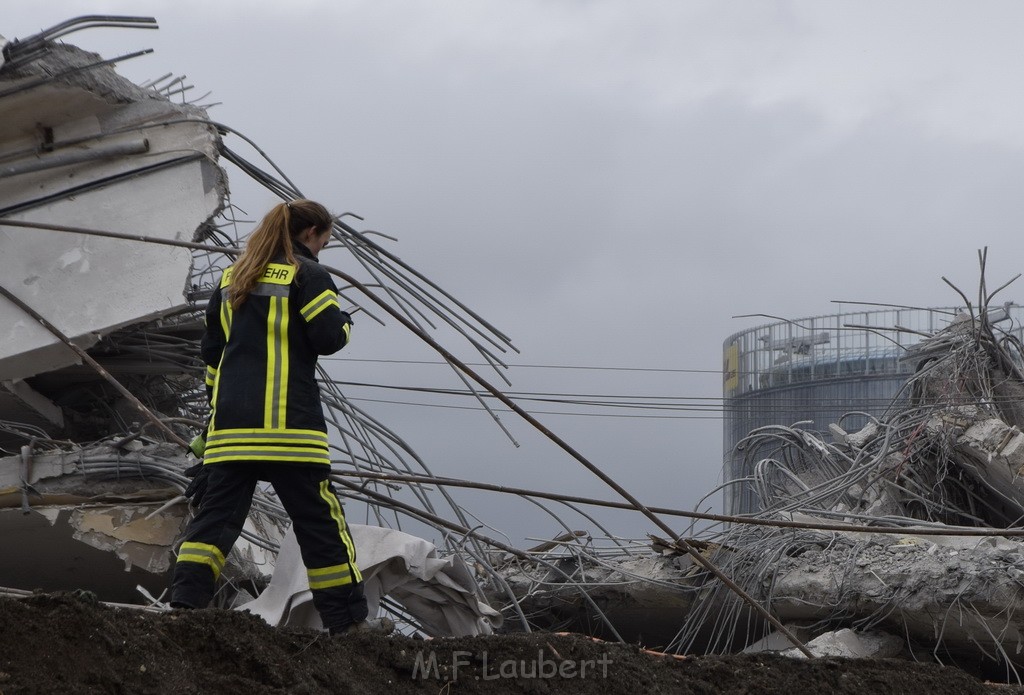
left=0, top=593, right=1018, bottom=695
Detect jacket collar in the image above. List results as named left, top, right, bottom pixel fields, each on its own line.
left=293, top=241, right=318, bottom=262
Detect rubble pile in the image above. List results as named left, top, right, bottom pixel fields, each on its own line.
left=484, top=275, right=1024, bottom=682
left=7, top=14, right=1024, bottom=687
left=0, top=16, right=510, bottom=637
left=672, top=278, right=1024, bottom=677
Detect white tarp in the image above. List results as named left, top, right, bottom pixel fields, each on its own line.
left=239, top=524, right=501, bottom=636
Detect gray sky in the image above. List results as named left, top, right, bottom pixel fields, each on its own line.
left=7, top=1, right=1024, bottom=543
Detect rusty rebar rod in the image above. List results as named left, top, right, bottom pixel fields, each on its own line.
left=333, top=469, right=1024, bottom=537
left=324, top=265, right=814, bottom=657
left=0, top=218, right=813, bottom=656
left=0, top=283, right=189, bottom=450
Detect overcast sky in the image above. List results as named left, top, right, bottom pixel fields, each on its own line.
left=6, top=2, right=1024, bottom=544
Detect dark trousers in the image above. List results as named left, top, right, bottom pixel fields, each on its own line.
left=170, top=461, right=368, bottom=631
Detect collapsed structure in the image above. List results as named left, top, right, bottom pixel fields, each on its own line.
left=0, top=16, right=507, bottom=635
left=487, top=272, right=1024, bottom=680
left=4, top=14, right=1024, bottom=684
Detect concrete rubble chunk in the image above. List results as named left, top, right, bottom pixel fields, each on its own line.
left=782, top=629, right=905, bottom=660
left=0, top=41, right=225, bottom=384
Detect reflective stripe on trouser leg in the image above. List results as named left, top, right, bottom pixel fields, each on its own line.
left=265, top=466, right=367, bottom=629
left=170, top=463, right=257, bottom=609
left=177, top=542, right=226, bottom=579
left=317, top=479, right=363, bottom=584
left=308, top=480, right=366, bottom=627
left=307, top=563, right=355, bottom=590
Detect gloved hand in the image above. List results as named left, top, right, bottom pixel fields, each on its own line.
left=183, top=462, right=210, bottom=507
left=187, top=431, right=206, bottom=458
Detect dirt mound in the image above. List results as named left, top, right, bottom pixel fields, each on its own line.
left=0, top=593, right=1016, bottom=694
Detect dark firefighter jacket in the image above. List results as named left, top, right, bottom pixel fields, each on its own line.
left=200, top=242, right=350, bottom=465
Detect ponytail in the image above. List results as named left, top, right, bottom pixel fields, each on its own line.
left=228, top=199, right=333, bottom=308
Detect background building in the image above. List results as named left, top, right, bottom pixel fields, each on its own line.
left=721, top=305, right=1024, bottom=515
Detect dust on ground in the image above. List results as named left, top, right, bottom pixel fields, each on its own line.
left=0, top=593, right=1018, bottom=695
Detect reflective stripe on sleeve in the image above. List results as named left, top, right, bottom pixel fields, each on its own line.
left=219, top=294, right=233, bottom=337
left=300, top=290, right=340, bottom=322
left=211, top=355, right=225, bottom=414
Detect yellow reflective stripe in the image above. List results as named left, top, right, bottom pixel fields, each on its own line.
left=207, top=435, right=328, bottom=447
left=219, top=267, right=234, bottom=288
left=307, top=564, right=354, bottom=590
left=250, top=283, right=289, bottom=298
left=319, top=480, right=362, bottom=583
left=205, top=365, right=217, bottom=387
left=304, top=297, right=339, bottom=321
left=203, top=449, right=330, bottom=464
left=219, top=292, right=232, bottom=338
left=260, top=296, right=289, bottom=430
left=211, top=355, right=225, bottom=418
left=264, top=297, right=278, bottom=428
left=206, top=427, right=328, bottom=440
left=278, top=297, right=290, bottom=428
left=258, top=263, right=296, bottom=284
left=342, top=322, right=351, bottom=344
left=204, top=445, right=329, bottom=454
left=300, top=290, right=340, bottom=322
left=177, top=542, right=226, bottom=579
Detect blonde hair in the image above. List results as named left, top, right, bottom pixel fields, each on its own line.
left=229, top=199, right=333, bottom=308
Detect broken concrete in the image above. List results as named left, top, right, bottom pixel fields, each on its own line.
left=0, top=441, right=284, bottom=604
left=70, top=504, right=185, bottom=574
left=486, top=549, right=700, bottom=648
left=782, top=628, right=905, bottom=659
left=0, top=42, right=225, bottom=383
left=0, top=506, right=178, bottom=602
left=0, top=20, right=520, bottom=640
left=761, top=530, right=1024, bottom=664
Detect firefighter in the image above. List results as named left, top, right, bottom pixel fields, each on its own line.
left=170, top=199, right=375, bottom=635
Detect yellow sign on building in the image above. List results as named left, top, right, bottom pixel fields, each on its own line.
left=724, top=343, right=739, bottom=393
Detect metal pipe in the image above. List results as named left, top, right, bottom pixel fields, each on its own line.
left=0, top=139, right=150, bottom=179
left=2, top=16, right=156, bottom=64
left=19, top=445, right=32, bottom=514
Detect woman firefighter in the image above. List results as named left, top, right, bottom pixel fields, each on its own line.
left=170, top=199, right=379, bottom=635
